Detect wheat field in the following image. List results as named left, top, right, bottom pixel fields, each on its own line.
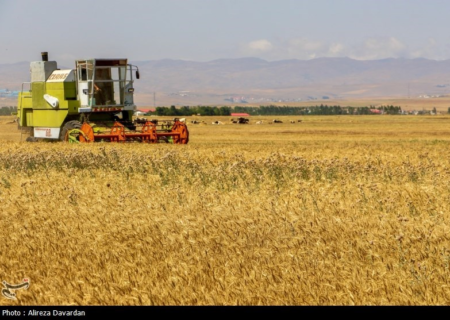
left=1, top=114, right=450, bottom=306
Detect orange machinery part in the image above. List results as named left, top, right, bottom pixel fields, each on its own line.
left=79, top=121, right=189, bottom=143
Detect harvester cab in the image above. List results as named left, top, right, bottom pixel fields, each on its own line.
left=17, top=52, right=189, bottom=144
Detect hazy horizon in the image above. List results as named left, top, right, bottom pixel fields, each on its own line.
left=4, top=56, right=450, bottom=67
left=1, top=0, right=450, bottom=67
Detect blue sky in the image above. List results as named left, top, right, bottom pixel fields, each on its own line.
left=1, top=0, right=450, bottom=66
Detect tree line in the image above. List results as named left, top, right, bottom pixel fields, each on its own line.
left=155, top=105, right=233, bottom=116
left=152, top=104, right=403, bottom=116
left=0, top=104, right=406, bottom=117
left=0, top=106, right=17, bottom=116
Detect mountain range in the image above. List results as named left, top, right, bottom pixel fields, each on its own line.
left=1, top=57, right=450, bottom=106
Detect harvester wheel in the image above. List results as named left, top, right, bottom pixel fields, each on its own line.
left=60, top=121, right=82, bottom=143
left=26, top=136, right=38, bottom=142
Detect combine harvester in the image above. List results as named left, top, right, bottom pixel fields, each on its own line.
left=16, top=52, right=189, bottom=144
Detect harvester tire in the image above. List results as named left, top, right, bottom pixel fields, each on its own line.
left=26, top=136, right=38, bottom=142
left=60, top=120, right=82, bottom=142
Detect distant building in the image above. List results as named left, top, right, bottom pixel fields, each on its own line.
left=137, top=108, right=156, bottom=114
left=0, top=89, right=19, bottom=98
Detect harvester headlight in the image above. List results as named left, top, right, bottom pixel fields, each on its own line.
left=128, top=88, right=134, bottom=93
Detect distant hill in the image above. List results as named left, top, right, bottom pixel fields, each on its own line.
left=1, top=57, right=450, bottom=106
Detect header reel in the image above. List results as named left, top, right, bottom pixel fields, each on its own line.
left=63, top=118, right=189, bottom=144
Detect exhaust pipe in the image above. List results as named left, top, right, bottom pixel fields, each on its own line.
left=41, top=52, right=48, bottom=62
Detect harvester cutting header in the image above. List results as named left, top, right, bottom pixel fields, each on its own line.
left=17, top=52, right=189, bottom=143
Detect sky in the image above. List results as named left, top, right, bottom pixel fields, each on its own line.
left=1, top=0, right=450, bottom=66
